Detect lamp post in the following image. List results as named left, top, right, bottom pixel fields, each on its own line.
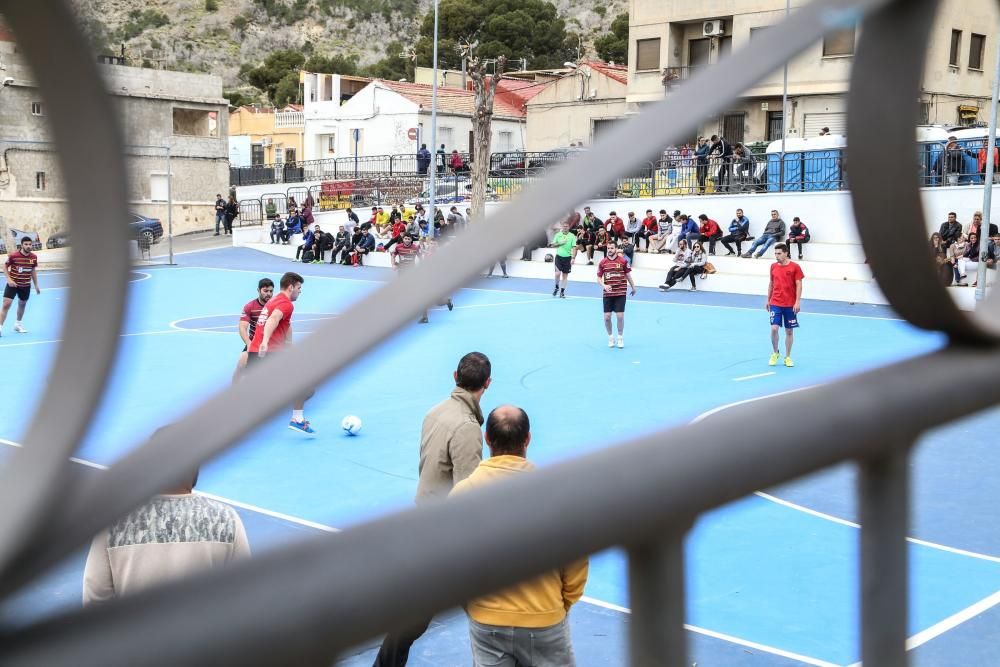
left=428, top=0, right=439, bottom=232
left=779, top=0, right=790, bottom=191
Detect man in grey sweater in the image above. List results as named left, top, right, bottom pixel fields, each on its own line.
left=83, top=468, right=250, bottom=606
left=374, top=351, right=492, bottom=666
left=743, top=209, right=787, bottom=258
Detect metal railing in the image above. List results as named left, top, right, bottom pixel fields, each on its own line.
left=2, top=2, right=996, bottom=667
left=273, top=111, right=304, bottom=128
left=230, top=152, right=473, bottom=186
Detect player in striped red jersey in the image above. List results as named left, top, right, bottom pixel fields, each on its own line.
left=1, top=236, right=41, bottom=336
left=232, top=277, right=274, bottom=382
left=393, top=234, right=453, bottom=324
left=596, top=241, right=636, bottom=349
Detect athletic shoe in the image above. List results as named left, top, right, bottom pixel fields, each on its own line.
left=741, top=252, right=752, bottom=258
left=798, top=254, right=804, bottom=260
left=658, top=284, right=671, bottom=291
left=608, top=336, right=615, bottom=348
left=502, top=274, right=510, bottom=278
left=446, top=299, right=454, bottom=311
left=13, top=323, right=27, bottom=333
left=768, top=352, right=780, bottom=366
left=784, top=356, right=795, bottom=368
left=725, top=251, right=735, bottom=256
left=559, top=291, right=566, bottom=299
left=755, top=253, right=764, bottom=258
left=587, top=260, right=594, bottom=265
left=617, top=336, right=624, bottom=349
left=418, top=316, right=429, bottom=324
left=288, top=420, right=315, bottom=435
left=552, top=287, right=559, bottom=297
left=690, top=285, right=697, bottom=291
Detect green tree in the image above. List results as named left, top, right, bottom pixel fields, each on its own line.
left=303, top=54, right=359, bottom=75
left=246, top=49, right=305, bottom=104
left=224, top=90, right=259, bottom=108
left=414, top=0, right=575, bottom=70
left=594, top=11, right=628, bottom=64
left=205, top=0, right=219, bottom=11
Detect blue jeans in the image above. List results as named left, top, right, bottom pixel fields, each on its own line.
left=215, top=212, right=224, bottom=233
left=747, top=233, right=777, bottom=256
left=469, top=617, right=575, bottom=667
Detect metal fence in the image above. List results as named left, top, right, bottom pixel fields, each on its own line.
left=2, top=2, right=996, bottom=667
left=230, top=152, right=473, bottom=186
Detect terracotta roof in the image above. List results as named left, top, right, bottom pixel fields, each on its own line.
left=585, top=60, right=628, bottom=85
left=495, top=77, right=551, bottom=109
left=376, top=79, right=526, bottom=119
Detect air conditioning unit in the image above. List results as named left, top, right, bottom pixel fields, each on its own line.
left=261, top=137, right=272, bottom=146
left=703, top=20, right=725, bottom=36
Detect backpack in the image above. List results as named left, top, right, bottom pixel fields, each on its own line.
left=302, top=249, right=314, bottom=263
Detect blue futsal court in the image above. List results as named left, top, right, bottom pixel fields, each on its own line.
left=2, top=247, right=1000, bottom=666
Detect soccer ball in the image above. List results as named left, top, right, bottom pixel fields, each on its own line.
left=341, top=415, right=363, bottom=436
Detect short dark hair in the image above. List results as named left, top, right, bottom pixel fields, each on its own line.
left=280, top=272, right=304, bottom=289
left=258, top=277, right=274, bottom=290
left=455, top=352, right=491, bottom=391
left=774, top=243, right=789, bottom=253
left=20, top=236, right=32, bottom=244
left=793, top=217, right=801, bottom=222
left=485, top=406, right=530, bottom=456
left=698, top=214, right=707, bottom=220
left=948, top=211, right=957, bottom=217
left=659, top=209, right=667, bottom=214
left=710, top=134, right=719, bottom=141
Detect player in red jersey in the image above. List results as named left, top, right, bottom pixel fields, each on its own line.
left=766, top=243, right=804, bottom=368
left=596, top=241, right=636, bottom=348
left=247, top=271, right=315, bottom=435
left=1, top=236, right=41, bottom=336
left=231, top=277, right=274, bottom=382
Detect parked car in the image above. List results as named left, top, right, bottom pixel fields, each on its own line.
left=405, top=179, right=496, bottom=206
left=44, top=213, right=163, bottom=250
left=1, top=232, right=42, bottom=254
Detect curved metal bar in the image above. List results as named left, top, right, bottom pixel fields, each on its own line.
left=2, top=344, right=999, bottom=666
left=0, top=0, right=893, bottom=597
left=0, top=0, right=131, bottom=576
left=847, top=0, right=1000, bottom=342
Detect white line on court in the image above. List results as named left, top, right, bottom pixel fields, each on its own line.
left=151, top=262, right=902, bottom=322
left=733, top=372, right=776, bottom=382
left=0, top=437, right=842, bottom=666
left=36, top=270, right=153, bottom=291
left=694, top=389, right=1000, bottom=564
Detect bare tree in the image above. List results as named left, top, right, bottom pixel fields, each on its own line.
left=466, top=54, right=506, bottom=223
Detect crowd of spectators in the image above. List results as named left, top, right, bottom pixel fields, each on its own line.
left=933, top=210, right=999, bottom=287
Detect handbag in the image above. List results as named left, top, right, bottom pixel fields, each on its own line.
left=704, top=262, right=717, bottom=274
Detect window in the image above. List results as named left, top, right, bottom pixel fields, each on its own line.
left=35, top=172, right=45, bottom=190
left=498, top=131, right=513, bottom=152
left=285, top=148, right=296, bottom=163
left=688, top=39, right=711, bottom=69
left=635, top=38, right=661, bottom=71
left=970, top=33, right=986, bottom=70
left=172, top=107, right=220, bottom=137
left=439, top=126, right=454, bottom=150
left=274, top=146, right=285, bottom=165
left=30, top=102, right=42, bottom=116
left=822, top=26, right=856, bottom=57
left=251, top=144, right=265, bottom=166
left=327, top=135, right=336, bottom=153
left=919, top=101, right=931, bottom=124
left=950, top=29, right=962, bottom=66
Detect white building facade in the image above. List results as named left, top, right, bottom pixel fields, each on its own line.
left=303, top=79, right=526, bottom=161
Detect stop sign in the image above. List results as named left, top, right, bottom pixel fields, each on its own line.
left=407, top=127, right=418, bottom=141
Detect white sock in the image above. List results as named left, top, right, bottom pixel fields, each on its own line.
left=292, top=410, right=304, bottom=422
left=16, top=321, right=22, bottom=326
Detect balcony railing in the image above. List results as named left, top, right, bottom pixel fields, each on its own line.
left=274, top=111, right=304, bottom=128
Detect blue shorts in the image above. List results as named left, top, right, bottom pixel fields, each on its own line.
left=769, top=305, right=799, bottom=329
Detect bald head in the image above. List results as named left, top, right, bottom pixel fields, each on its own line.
left=485, top=405, right=531, bottom=457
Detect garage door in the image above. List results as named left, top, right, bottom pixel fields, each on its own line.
left=803, top=112, right=846, bottom=138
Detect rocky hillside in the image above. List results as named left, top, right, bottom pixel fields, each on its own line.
left=70, top=0, right=626, bottom=90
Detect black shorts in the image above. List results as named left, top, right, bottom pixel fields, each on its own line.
left=3, top=284, right=30, bottom=301
left=555, top=255, right=572, bottom=274
left=603, top=294, right=627, bottom=313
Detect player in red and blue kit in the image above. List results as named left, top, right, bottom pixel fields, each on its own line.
left=1, top=236, right=41, bottom=336
left=232, top=277, right=274, bottom=381
left=596, top=240, right=636, bottom=349
left=766, top=243, right=804, bottom=367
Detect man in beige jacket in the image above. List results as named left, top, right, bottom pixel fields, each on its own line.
left=453, top=405, right=588, bottom=666
left=373, top=351, right=492, bottom=666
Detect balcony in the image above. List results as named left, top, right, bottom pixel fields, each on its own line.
left=660, top=65, right=711, bottom=93
left=274, top=111, right=304, bottom=129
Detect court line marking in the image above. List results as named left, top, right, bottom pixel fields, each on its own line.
left=0, top=437, right=837, bottom=667
left=581, top=596, right=841, bottom=667
left=35, top=271, right=153, bottom=291
left=144, top=263, right=902, bottom=322
left=693, top=388, right=1000, bottom=564
left=0, top=328, right=185, bottom=349
left=733, top=372, right=776, bottom=382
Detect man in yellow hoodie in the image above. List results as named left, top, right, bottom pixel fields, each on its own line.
left=452, top=405, right=589, bottom=667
